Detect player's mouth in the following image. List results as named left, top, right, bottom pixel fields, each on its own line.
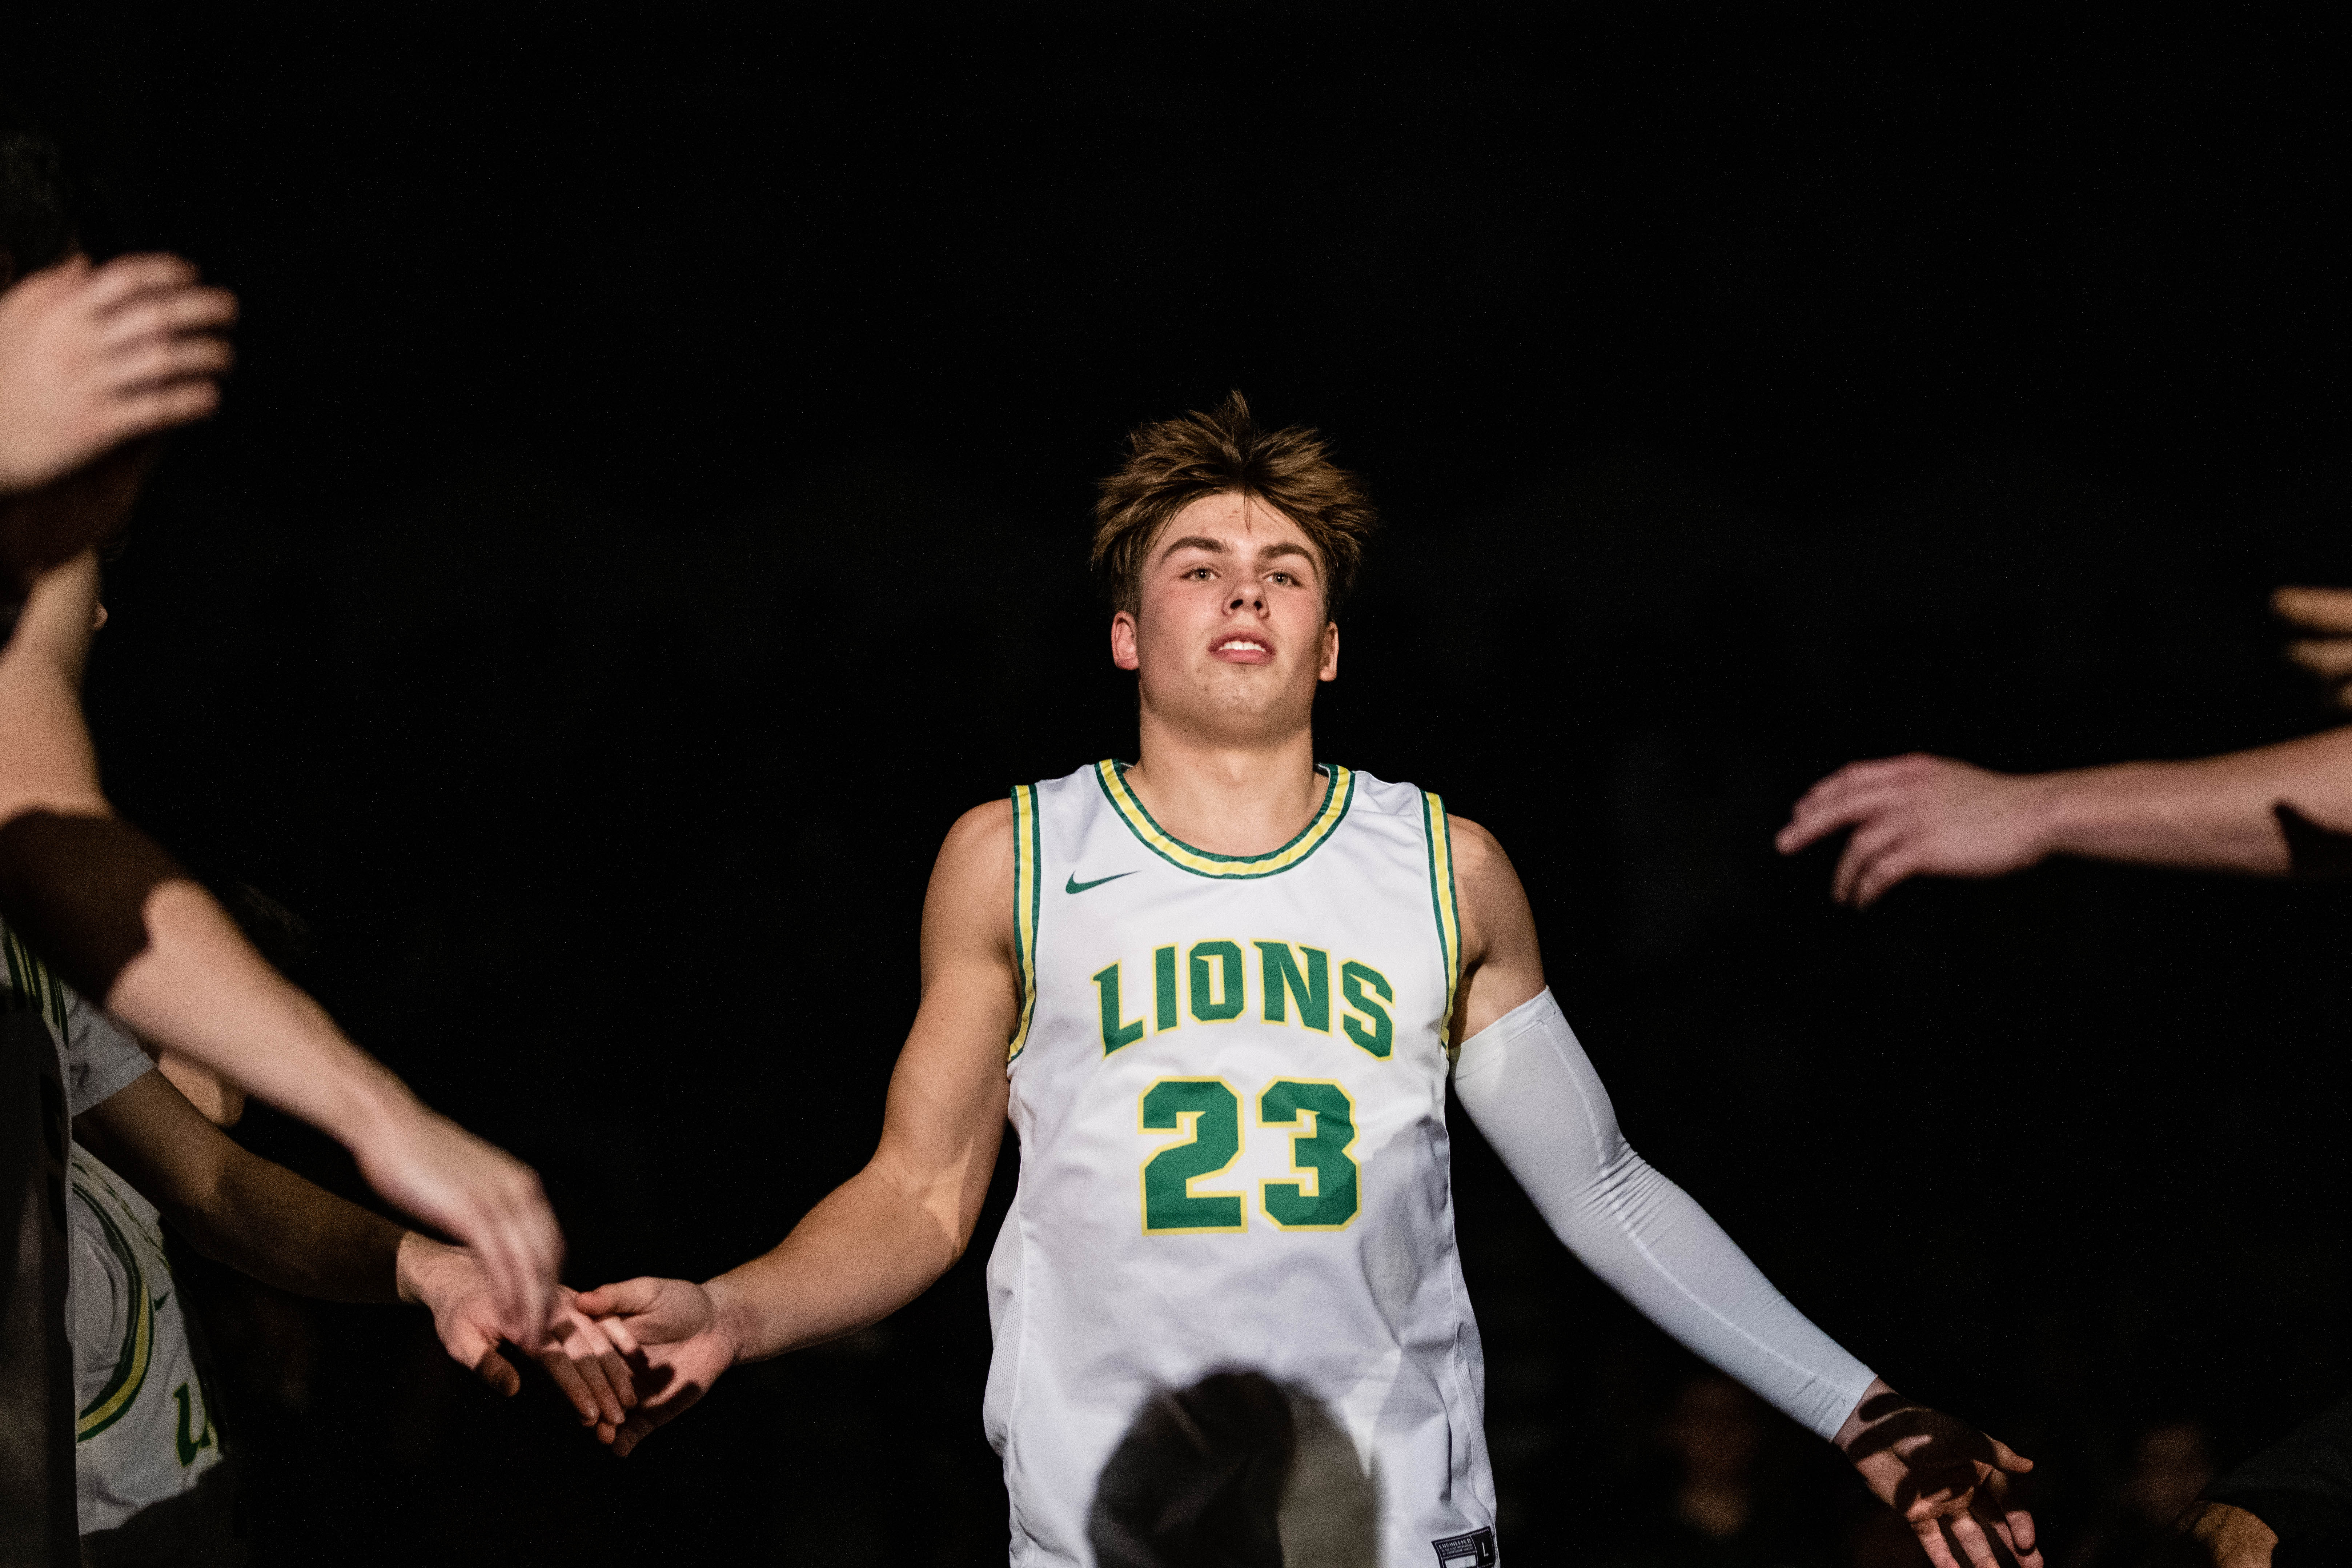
left=1210, top=634, right=1275, bottom=664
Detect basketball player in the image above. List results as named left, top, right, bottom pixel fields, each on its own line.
left=0, top=122, right=565, bottom=1355
left=0, top=919, right=635, bottom=1560
left=1777, top=586, right=2352, bottom=1568
left=581, top=397, right=2039, bottom=1568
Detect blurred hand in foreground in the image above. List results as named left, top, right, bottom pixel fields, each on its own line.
left=0, top=253, right=235, bottom=494
left=1777, top=753, right=2051, bottom=906
left=2277, top=586, right=2352, bottom=709
left=1838, top=1384, right=2040, bottom=1568
left=353, top=1094, right=565, bottom=1351
left=572, top=1275, right=740, bottom=1456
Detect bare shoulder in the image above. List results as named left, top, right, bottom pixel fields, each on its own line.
left=1443, top=813, right=1541, bottom=989
left=1445, top=814, right=1521, bottom=904
left=921, top=799, right=1017, bottom=957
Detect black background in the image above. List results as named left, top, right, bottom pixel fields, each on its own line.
left=11, top=7, right=2352, bottom=1564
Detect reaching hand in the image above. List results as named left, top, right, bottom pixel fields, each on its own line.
left=1777, top=754, right=2052, bottom=906
left=1839, top=1389, right=2040, bottom=1568
left=573, top=1275, right=741, bottom=1457
left=397, top=1236, right=637, bottom=1439
left=2277, top=586, right=2352, bottom=710
left=351, top=1095, right=563, bottom=1351
left=0, top=254, right=236, bottom=494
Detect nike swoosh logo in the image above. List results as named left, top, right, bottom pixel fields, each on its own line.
left=1065, top=871, right=1137, bottom=895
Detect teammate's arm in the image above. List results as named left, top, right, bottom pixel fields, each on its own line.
left=72, top=1070, right=633, bottom=1431
left=1774, top=730, right=2352, bottom=907
left=1445, top=816, right=2040, bottom=1568
left=0, top=554, right=564, bottom=1346
left=577, top=800, right=1019, bottom=1456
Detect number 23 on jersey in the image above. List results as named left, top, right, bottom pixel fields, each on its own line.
left=1137, top=1076, right=1359, bottom=1234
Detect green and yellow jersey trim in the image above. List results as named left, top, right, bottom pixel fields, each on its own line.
left=74, top=1183, right=156, bottom=1441
left=1008, top=783, right=1043, bottom=1062
left=1093, top=760, right=1355, bottom=880
left=2, top=926, right=71, bottom=1046
left=1422, top=790, right=1462, bottom=1048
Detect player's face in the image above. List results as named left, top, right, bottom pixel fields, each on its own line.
left=1110, top=491, right=1338, bottom=743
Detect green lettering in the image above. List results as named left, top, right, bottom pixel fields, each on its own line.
left=1256, top=941, right=1330, bottom=1031
left=172, top=1382, right=212, bottom=1467
left=1188, top=941, right=1246, bottom=1022
left=1339, top=961, right=1394, bottom=1059
left=1154, top=945, right=1179, bottom=1033
left=1093, top=962, right=1145, bottom=1054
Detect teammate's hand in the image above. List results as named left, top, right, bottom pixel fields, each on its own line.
left=573, top=1275, right=741, bottom=1457
left=2276, top=586, right=2352, bottom=710
left=1838, top=1386, right=2040, bottom=1568
left=349, top=1095, right=563, bottom=1351
left=1777, top=753, right=2053, bottom=906
left=396, top=1235, right=637, bottom=1437
left=2178, top=1499, right=2277, bottom=1568
left=0, top=254, right=236, bottom=494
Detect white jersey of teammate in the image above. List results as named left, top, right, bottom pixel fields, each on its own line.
left=985, top=759, right=1490, bottom=1566
left=69, top=1142, right=222, bottom=1530
left=1, top=925, right=223, bottom=1532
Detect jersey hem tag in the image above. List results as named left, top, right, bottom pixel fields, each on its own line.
left=1433, top=1527, right=1497, bottom=1567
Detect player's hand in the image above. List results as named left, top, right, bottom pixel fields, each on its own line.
left=573, top=1275, right=740, bottom=1457
left=1837, top=1385, right=2040, bottom=1568
left=1778, top=753, right=2053, bottom=906
left=0, top=254, right=236, bottom=493
left=349, top=1095, right=563, bottom=1351
left=2276, top=587, right=2352, bottom=710
left=2178, top=1499, right=2277, bottom=1568
left=396, top=1235, right=637, bottom=1438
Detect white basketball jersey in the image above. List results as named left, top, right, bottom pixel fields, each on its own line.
left=69, top=1145, right=221, bottom=1532
left=984, top=760, right=1497, bottom=1568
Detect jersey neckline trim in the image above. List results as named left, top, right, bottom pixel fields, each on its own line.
left=1093, top=759, right=1356, bottom=879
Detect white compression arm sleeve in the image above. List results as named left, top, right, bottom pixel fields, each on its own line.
left=1451, top=987, right=1876, bottom=1440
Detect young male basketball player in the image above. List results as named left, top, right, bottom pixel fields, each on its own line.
left=581, top=397, right=2040, bottom=1568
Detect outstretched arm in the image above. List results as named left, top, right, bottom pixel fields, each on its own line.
left=1445, top=817, right=2038, bottom=1568
left=577, top=799, right=1019, bottom=1455
left=1777, top=591, right=2352, bottom=905
left=1774, top=733, right=2352, bottom=906
left=0, top=554, right=563, bottom=1345
left=73, top=1070, right=632, bottom=1431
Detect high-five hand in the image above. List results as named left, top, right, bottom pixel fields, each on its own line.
left=573, top=1275, right=741, bottom=1457
left=397, top=1235, right=637, bottom=1438
left=0, top=254, right=236, bottom=494
left=352, top=1095, right=564, bottom=1351
left=1838, top=1384, right=2040, bottom=1568
left=1777, top=753, right=2051, bottom=906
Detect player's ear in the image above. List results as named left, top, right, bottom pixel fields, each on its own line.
left=1318, top=619, right=1338, bottom=682
left=1111, top=610, right=1141, bottom=672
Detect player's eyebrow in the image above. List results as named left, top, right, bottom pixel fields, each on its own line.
left=1157, top=535, right=1229, bottom=562
left=1256, top=541, right=1314, bottom=572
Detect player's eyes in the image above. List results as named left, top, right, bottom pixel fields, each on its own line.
left=1184, top=567, right=1214, bottom=580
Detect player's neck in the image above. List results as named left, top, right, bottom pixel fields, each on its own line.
left=1124, top=719, right=1323, bottom=858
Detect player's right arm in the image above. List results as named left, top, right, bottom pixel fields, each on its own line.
left=1775, top=730, right=2352, bottom=907
left=577, top=799, right=1019, bottom=1456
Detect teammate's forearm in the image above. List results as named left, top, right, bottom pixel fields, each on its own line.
left=103, top=881, right=422, bottom=1154
left=705, top=1166, right=964, bottom=1364
left=2034, top=728, right=2352, bottom=875
left=178, top=1144, right=406, bottom=1303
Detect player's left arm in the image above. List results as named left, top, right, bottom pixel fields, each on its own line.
left=1447, top=815, right=2040, bottom=1568
left=72, top=1070, right=633, bottom=1433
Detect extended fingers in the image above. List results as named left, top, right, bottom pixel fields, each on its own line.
left=78, top=253, right=201, bottom=314
left=2276, top=586, right=2352, bottom=635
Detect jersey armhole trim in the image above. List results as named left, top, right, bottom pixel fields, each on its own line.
left=1422, top=790, right=1462, bottom=1054
left=1008, top=784, right=1043, bottom=1064
left=73, top=1183, right=156, bottom=1441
